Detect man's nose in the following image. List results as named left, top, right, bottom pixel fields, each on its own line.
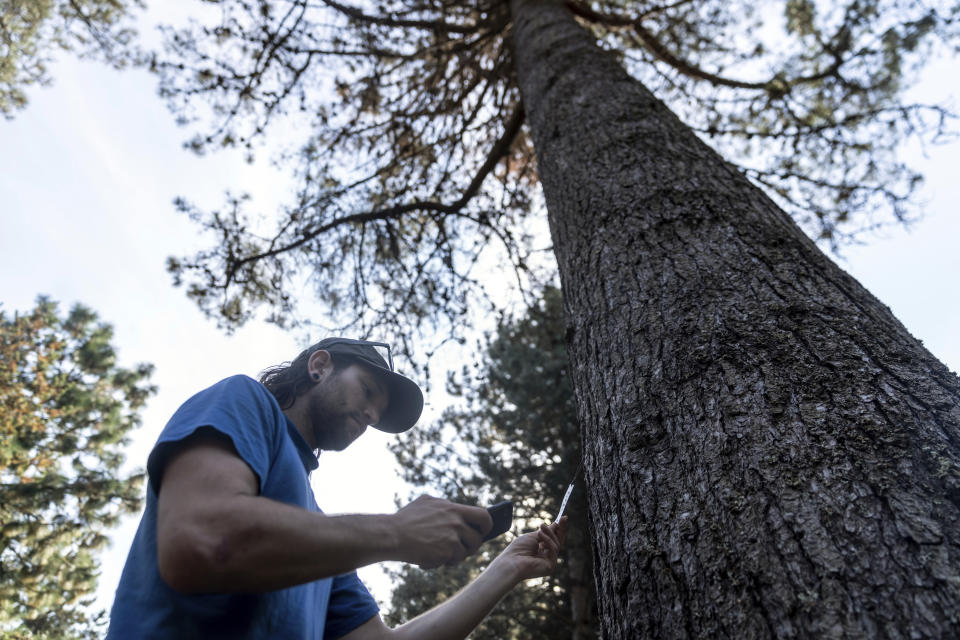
left=363, top=405, right=381, bottom=426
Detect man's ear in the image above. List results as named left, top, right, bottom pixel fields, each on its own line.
left=307, top=350, right=333, bottom=381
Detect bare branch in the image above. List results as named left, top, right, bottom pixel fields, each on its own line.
left=319, top=0, right=481, bottom=34
left=565, top=0, right=848, bottom=92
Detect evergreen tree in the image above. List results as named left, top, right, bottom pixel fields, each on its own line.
left=144, top=1, right=960, bottom=635
left=0, top=298, right=155, bottom=639
left=386, top=287, right=595, bottom=639
left=0, top=0, right=143, bottom=117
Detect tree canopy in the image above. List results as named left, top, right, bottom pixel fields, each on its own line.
left=0, top=0, right=143, bottom=117
left=0, top=298, right=155, bottom=639
left=152, top=0, right=958, bottom=350
left=387, top=286, right=595, bottom=638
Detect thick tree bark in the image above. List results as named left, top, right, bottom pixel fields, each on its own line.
left=510, top=1, right=960, bottom=638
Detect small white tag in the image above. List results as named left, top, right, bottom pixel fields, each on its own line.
left=555, top=481, right=575, bottom=523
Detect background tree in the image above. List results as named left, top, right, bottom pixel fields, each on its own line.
left=0, top=0, right=143, bottom=117
left=0, top=297, right=155, bottom=639
left=386, top=286, right=595, bottom=640
left=145, top=0, right=960, bottom=636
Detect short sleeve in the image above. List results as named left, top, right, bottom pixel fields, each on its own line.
left=146, top=375, right=283, bottom=495
left=322, top=572, right=380, bottom=640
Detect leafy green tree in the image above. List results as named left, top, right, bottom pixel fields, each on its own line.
left=0, top=298, right=155, bottom=639
left=146, top=0, right=960, bottom=635
left=386, top=287, right=595, bottom=639
left=0, top=0, right=143, bottom=117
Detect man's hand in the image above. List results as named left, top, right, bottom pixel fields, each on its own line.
left=342, top=515, right=571, bottom=640
left=495, top=516, right=568, bottom=581
left=390, top=495, right=494, bottom=569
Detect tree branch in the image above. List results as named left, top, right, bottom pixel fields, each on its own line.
left=564, top=0, right=847, bottom=92
left=319, top=0, right=480, bottom=34
left=222, top=106, right=526, bottom=284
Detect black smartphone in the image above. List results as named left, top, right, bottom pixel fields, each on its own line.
left=483, top=500, right=513, bottom=542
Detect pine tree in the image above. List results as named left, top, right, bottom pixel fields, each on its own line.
left=0, top=0, right=143, bottom=117
left=386, top=287, right=595, bottom=639
left=143, top=1, right=960, bottom=635
left=0, top=298, right=155, bottom=639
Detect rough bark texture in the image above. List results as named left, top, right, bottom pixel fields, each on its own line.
left=510, top=1, right=960, bottom=638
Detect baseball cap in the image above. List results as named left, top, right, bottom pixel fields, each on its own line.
left=315, top=337, right=423, bottom=433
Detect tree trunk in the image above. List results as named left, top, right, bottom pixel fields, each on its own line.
left=510, top=1, right=960, bottom=638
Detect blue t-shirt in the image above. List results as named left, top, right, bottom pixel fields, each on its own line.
left=107, top=375, right=380, bottom=639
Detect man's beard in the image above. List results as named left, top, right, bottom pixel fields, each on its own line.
left=307, top=376, right=361, bottom=451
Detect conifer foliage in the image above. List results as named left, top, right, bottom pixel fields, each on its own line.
left=0, top=298, right=155, bottom=639
left=0, top=0, right=143, bottom=117
left=154, top=0, right=959, bottom=343
left=387, top=287, right=596, bottom=639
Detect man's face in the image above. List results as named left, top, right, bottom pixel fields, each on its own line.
left=307, top=363, right=390, bottom=451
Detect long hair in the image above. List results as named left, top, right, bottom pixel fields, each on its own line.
left=258, top=345, right=352, bottom=409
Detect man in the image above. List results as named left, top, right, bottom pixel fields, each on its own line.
left=108, top=337, right=567, bottom=639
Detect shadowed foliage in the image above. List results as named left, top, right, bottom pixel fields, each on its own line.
left=386, top=287, right=596, bottom=639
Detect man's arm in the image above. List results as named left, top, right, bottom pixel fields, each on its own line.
left=156, top=430, right=492, bottom=593
left=338, top=519, right=568, bottom=640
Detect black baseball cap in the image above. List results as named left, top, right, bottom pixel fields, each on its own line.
left=315, top=337, right=423, bottom=433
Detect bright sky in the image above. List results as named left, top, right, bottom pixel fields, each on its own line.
left=1, top=4, right=958, bottom=626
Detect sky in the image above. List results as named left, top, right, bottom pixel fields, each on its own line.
left=1, top=2, right=958, bottom=626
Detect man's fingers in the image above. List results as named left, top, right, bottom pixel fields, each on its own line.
left=394, top=496, right=500, bottom=568
left=458, top=503, right=494, bottom=537
left=540, top=523, right=560, bottom=549
left=538, top=524, right=560, bottom=559
left=458, top=524, right=483, bottom=555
